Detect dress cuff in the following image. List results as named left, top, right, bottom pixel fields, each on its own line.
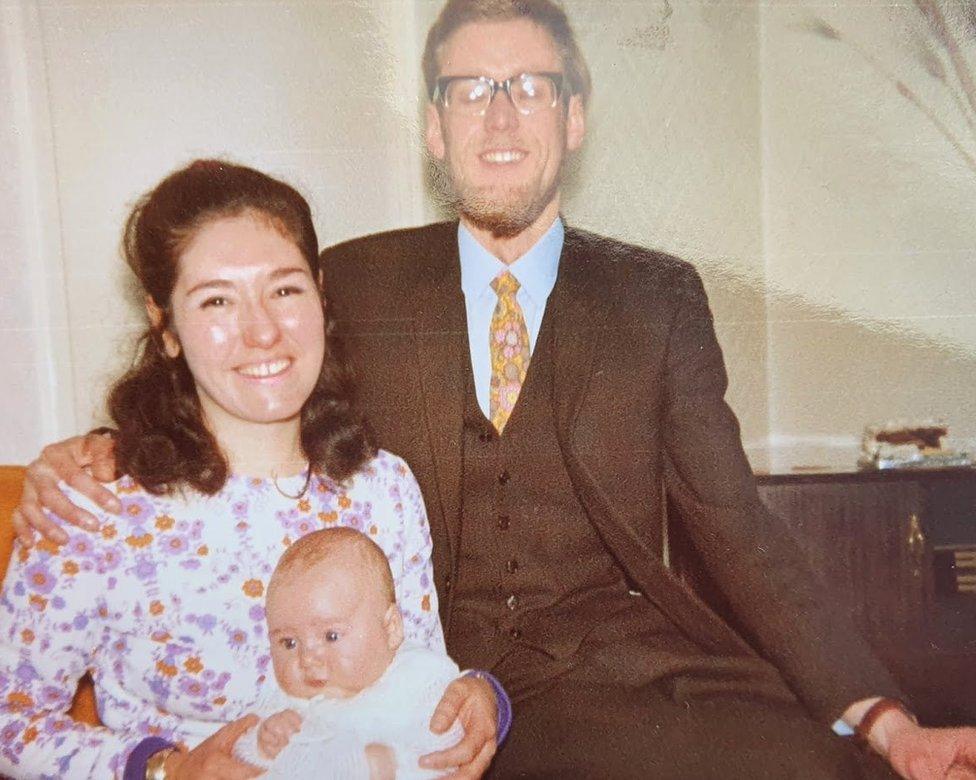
left=464, top=669, right=512, bottom=744
left=123, top=736, right=176, bottom=780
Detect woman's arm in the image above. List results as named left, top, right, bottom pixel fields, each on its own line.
left=0, top=510, right=145, bottom=777
left=384, top=455, right=445, bottom=652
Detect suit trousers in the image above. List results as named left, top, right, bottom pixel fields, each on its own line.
left=486, top=595, right=896, bottom=779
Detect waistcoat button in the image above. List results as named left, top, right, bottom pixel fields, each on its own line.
left=498, top=470, right=510, bottom=485
left=497, top=515, right=511, bottom=530
left=479, top=429, right=493, bottom=443
left=509, top=627, right=522, bottom=640
left=506, top=594, right=519, bottom=610
left=506, top=559, right=519, bottom=573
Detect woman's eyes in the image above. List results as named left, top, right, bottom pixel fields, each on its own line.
left=325, top=630, right=339, bottom=642
left=198, top=287, right=304, bottom=309
left=280, top=637, right=297, bottom=650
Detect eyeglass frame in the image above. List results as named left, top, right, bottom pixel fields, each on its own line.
left=431, top=72, right=567, bottom=115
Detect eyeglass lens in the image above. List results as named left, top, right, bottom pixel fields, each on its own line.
left=445, top=74, right=558, bottom=114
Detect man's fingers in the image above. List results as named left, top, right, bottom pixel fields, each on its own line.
left=429, top=680, right=466, bottom=734
left=64, top=469, right=120, bottom=516
left=82, top=432, right=119, bottom=485
left=11, top=509, right=38, bottom=547
left=15, top=502, right=68, bottom=545
left=37, top=483, right=99, bottom=531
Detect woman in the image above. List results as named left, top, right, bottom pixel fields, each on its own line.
left=0, top=161, right=497, bottom=778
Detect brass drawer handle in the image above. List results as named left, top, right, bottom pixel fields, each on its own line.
left=907, top=513, right=926, bottom=572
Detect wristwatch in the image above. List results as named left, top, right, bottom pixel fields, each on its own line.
left=145, top=747, right=177, bottom=780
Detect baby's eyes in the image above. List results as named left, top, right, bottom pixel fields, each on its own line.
left=280, top=637, right=297, bottom=650
left=325, top=630, right=339, bottom=642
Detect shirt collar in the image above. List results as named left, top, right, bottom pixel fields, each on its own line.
left=458, top=217, right=564, bottom=305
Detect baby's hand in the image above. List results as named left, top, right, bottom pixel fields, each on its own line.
left=365, top=743, right=396, bottom=780
left=257, top=709, right=302, bottom=760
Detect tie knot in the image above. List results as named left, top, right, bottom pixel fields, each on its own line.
left=491, top=271, right=520, bottom=298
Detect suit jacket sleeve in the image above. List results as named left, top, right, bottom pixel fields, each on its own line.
left=661, top=263, right=904, bottom=722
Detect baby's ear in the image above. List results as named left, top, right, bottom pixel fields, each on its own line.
left=384, top=603, right=404, bottom=651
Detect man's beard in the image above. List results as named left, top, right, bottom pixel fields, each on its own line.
left=436, top=163, right=562, bottom=239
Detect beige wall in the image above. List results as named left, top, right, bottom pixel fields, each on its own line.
left=760, top=1, right=976, bottom=469
left=2, top=0, right=974, bottom=473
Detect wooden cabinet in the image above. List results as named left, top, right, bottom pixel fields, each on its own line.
left=755, top=469, right=976, bottom=725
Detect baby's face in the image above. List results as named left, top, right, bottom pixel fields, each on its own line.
left=266, top=559, right=401, bottom=699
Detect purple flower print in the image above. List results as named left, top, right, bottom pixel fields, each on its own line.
left=15, top=661, right=40, bottom=684
left=292, top=516, right=317, bottom=537
left=159, top=534, right=189, bottom=556
left=149, top=677, right=170, bottom=699
left=119, top=495, right=153, bottom=525
left=227, top=627, right=248, bottom=648
left=1, top=722, right=21, bottom=746
left=177, top=677, right=208, bottom=698
left=248, top=605, right=264, bottom=622
left=99, top=548, right=123, bottom=574
left=40, top=685, right=65, bottom=707
left=66, top=535, right=96, bottom=560
left=193, top=614, right=218, bottom=634
left=132, top=557, right=157, bottom=581
left=23, top=563, right=55, bottom=595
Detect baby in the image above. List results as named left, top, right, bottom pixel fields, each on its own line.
left=235, top=527, right=463, bottom=779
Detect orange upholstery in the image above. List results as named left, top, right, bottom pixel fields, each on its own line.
left=0, top=465, right=100, bottom=725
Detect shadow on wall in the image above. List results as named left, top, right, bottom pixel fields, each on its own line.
left=700, top=261, right=976, bottom=465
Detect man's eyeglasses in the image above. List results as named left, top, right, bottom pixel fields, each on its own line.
left=432, top=72, right=565, bottom=116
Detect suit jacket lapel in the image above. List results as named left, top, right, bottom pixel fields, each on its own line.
left=410, top=224, right=467, bottom=565
left=550, top=228, right=608, bottom=435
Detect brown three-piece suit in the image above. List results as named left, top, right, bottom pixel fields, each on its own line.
left=323, top=221, right=900, bottom=778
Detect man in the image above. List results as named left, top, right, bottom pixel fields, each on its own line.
left=16, top=0, right=976, bottom=777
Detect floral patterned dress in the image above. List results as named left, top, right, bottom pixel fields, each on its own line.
left=0, top=450, right=442, bottom=779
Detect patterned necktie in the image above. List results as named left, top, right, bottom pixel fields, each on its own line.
left=489, top=271, right=531, bottom=433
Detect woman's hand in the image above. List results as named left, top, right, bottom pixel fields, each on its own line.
left=419, top=675, right=497, bottom=779
left=257, top=709, right=302, bottom=760
left=164, top=715, right=264, bottom=779
left=13, top=431, right=120, bottom=545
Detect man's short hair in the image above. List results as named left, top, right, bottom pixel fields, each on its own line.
left=270, top=527, right=396, bottom=605
left=422, top=0, right=592, bottom=106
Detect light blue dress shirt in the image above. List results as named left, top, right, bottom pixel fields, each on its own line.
left=457, top=218, right=564, bottom=420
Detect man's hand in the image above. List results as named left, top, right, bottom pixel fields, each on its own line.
left=257, top=709, right=302, bottom=760
left=164, top=715, right=264, bottom=779
left=13, top=432, right=120, bottom=546
left=419, top=675, right=497, bottom=779
left=885, top=722, right=976, bottom=779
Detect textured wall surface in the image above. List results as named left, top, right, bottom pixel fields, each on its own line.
left=2, top=0, right=973, bottom=471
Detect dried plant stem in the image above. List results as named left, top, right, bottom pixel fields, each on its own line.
left=946, top=83, right=976, bottom=142
left=848, top=38, right=976, bottom=176
left=914, top=0, right=976, bottom=119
